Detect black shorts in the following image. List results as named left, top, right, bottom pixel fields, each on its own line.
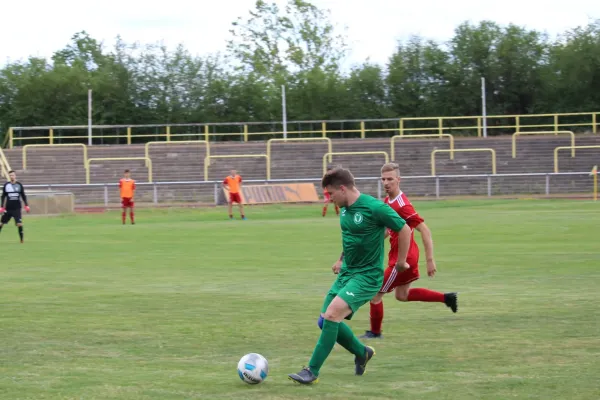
left=1, top=209, right=22, bottom=224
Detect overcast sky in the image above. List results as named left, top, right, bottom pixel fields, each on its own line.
left=2, top=0, right=599, bottom=68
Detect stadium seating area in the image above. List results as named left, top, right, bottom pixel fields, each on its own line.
left=3, top=133, right=600, bottom=204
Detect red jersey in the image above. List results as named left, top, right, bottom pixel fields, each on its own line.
left=384, top=192, right=424, bottom=267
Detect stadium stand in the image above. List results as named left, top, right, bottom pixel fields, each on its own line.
left=3, top=134, right=600, bottom=204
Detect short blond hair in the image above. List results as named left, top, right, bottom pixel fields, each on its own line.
left=381, top=162, right=400, bottom=175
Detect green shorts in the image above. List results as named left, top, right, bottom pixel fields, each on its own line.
left=320, top=269, right=383, bottom=320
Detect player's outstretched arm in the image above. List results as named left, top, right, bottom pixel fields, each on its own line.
left=20, top=185, right=28, bottom=207
left=415, top=222, right=437, bottom=277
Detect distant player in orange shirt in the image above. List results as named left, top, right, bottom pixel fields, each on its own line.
left=119, top=169, right=136, bottom=225
left=223, top=169, right=246, bottom=220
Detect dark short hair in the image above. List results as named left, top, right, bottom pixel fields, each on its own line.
left=321, top=167, right=355, bottom=189
left=124, top=169, right=130, bottom=173
left=8, top=170, right=15, bottom=174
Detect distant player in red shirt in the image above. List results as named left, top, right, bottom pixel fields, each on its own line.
left=223, top=169, right=246, bottom=220
left=360, top=162, right=458, bottom=339
left=322, top=187, right=340, bottom=217
left=322, top=165, right=340, bottom=217
left=119, top=169, right=135, bottom=225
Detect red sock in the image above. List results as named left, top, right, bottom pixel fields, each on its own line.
left=370, top=301, right=384, bottom=334
left=407, top=288, right=445, bottom=302
left=130, top=210, right=135, bottom=224
left=122, top=210, right=126, bottom=224
left=322, top=205, right=328, bottom=216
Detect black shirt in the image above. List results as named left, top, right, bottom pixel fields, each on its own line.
left=2, top=181, right=28, bottom=210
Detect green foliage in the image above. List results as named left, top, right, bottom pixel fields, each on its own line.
left=1, top=1, right=599, bottom=139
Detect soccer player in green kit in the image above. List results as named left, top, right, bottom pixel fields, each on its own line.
left=288, top=167, right=412, bottom=384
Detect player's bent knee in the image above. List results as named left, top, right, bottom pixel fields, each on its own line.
left=323, top=296, right=351, bottom=322
left=394, top=291, right=409, bottom=302
left=317, top=315, right=324, bottom=329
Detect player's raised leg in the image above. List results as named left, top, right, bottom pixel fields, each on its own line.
left=396, top=285, right=458, bottom=312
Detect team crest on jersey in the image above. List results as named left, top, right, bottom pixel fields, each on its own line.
left=353, top=212, right=363, bottom=224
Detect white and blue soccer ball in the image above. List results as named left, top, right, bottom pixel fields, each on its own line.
left=237, top=353, right=269, bottom=384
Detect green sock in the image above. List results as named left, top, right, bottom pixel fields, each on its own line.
left=336, top=321, right=366, bottom=357
left=308, top=319, right=340, bottom=376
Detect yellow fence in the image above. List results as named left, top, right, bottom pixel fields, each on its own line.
left=144, top=140, right=210, bottom=167
left=554, top=145, right=600, bottom=173
left=322, top=151, right=390, bottom=176
left=86, top=157, right=152, bottom=184
left=391, top=134, right=454, bottom=161
left=0, top=147, right=12, bottom=179
left=512, top=131, right=575, bottom=158
left=6, top=111, right=598, bottom=147
left=22, top=143, right=88, bottom=170
left=266, top=137, right=333, bottom=163
left=204, top=154, right=270, bottom=181
left=431, top=148, right=497, bottom=176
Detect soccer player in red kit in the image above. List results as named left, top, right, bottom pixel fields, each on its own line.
left=360, top=162, right=458, bottom=339
left=322, top=187, right=340, bottom=217
left=119, top=169, right=135, bottom=225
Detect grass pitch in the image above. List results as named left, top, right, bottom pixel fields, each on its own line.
left=1, top=200, right=599, bottom=399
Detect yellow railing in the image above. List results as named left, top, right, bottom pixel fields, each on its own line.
left=6, top=111, right=598, bottom=147
left=144, top=140, right=210, bottom=167
left=322, top=151, right=390, bottom=175
left=391, top=134, right=454, bottom=161
left=0, top=147, right=12, bottom=179
left=22, top=143, right=88, bottom=170
left=554, top=145, right=600, bottom=173
left=204, top=154, right=270, bottom=181
left=512, top=131, right=575, bottom=158
left=266, top=137, right=333, bottom=164
left=86, top=157, right=152, bottom=184
left=431, top=148, right=497, bottom=176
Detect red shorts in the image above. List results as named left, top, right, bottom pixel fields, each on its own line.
left=229, top=192, right=242, bottom=204
left=324, top=192, right=331, bottom=203
left=121, top=197, right=134, bottom=208
left=379, top=263, right=419, bottom=293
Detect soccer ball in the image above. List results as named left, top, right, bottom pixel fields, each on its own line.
left=237, top=353, right=269, bottom=384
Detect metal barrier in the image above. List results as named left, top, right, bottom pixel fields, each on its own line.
left=204, top=154, right=270, bottom=181
left=86, top=157, right=152, bottom=184
left=512, top=131, right=575, bottom=158
left=266, top=137, right=333, bottom=164
left=23, top=143, right=88, bottom=170
left=21, top=171, right=596, bottom=206
left=7, top=111, right=598, bottom=147
left=144, top=140, right=210, bottom=167
left=322, top=151, right=389, bottom=175
left=391, top=134, right=454, bottom=161
left=431, top=148, right=497, bottom=176
left=554, top=145, right=600, bottom=173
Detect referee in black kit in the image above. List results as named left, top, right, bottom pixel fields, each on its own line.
left=0, top=170, right=30, bottom=243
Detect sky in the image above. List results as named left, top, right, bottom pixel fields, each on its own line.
left=2, top=0, right=599, bottom=68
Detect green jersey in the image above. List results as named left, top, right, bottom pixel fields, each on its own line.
left=340, top=193, right=407, bottom=275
